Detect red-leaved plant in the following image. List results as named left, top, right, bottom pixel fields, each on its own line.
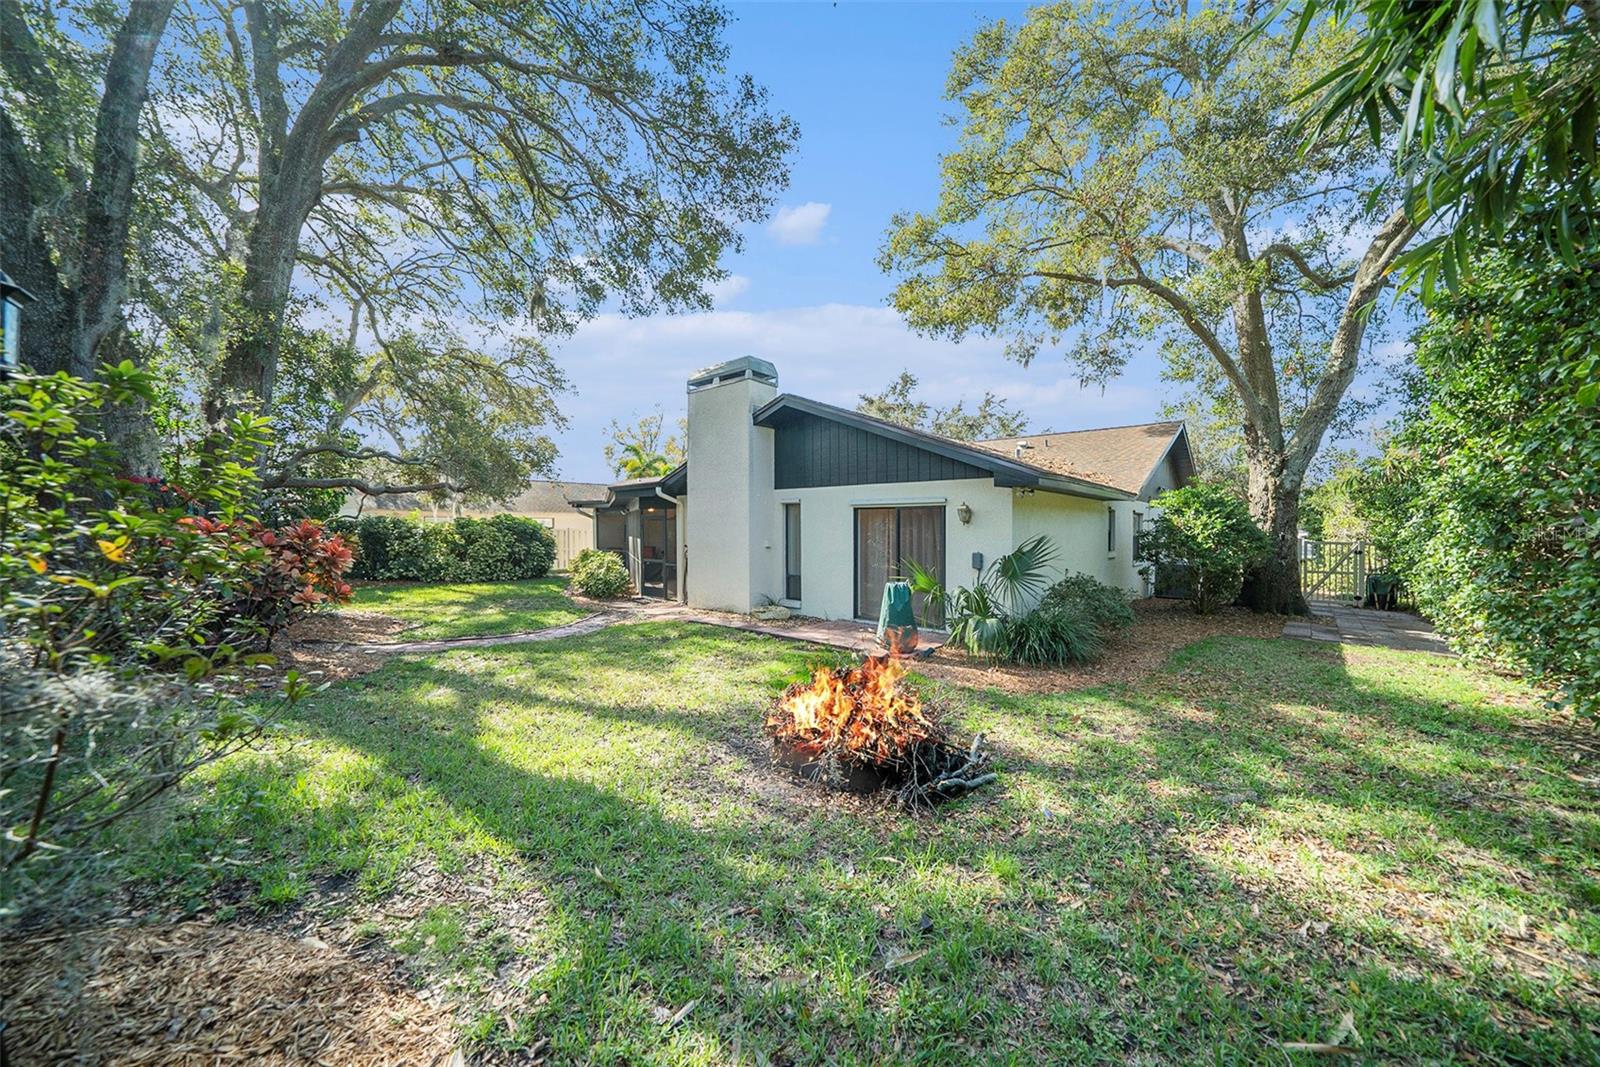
left=177, top=516, right=356, bottom=642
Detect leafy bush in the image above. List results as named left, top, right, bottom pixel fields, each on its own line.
left=909, top=536, right=1102, bottom=665
left=333, top=513, right=554, bottom=581
left=1003, top=605, right=1104, bottom=666
left=481, top=513, right=556, bottom=578
left=908, top=535, right=1057, bottom=659
left=570, top=548, right=630, bottom=599
left=1138, top=484, right=1268, bottom=614
left=1361, top=247, right=1600, bottom=718
left=1040, top=572, right=1134, bottom=631
left=0, top=367, right=325, bottom=901
left=224, top=518, right=356, bottom=637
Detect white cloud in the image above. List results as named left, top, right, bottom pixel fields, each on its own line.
left=706, top=273, right=750, bottom=306
left=766, top=202, right=832, bottom=245
left=546, top=303, right=1165, bottom=481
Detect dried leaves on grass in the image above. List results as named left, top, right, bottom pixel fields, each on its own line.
left=914, top=599, right=1286, bottom=694
left=2, top=922, right=457, bottom=1066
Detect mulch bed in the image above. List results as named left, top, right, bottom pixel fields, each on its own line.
left=910, top=599, right=1287, bottom=694
left=253, top=612, right=412, bottom=688
left=1, top=922, right=458, bottom=1066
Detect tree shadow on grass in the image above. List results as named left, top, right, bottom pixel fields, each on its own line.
left=973, top=634, right=1598, bottom=1058
left=127, top=623, right=1599, bottom=1065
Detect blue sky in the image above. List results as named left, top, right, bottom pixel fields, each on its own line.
left=547, top=1, right=1400, bottom=484
left=549, top=0, right=1178, bottom=484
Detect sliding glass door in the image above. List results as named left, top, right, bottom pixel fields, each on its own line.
left=855, top=505, right=945, bottom=625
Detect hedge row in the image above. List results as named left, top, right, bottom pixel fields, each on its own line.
left=328, top=514, right=555, bottom=582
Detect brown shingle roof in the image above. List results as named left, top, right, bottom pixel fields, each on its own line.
left=971, top=422, right=1188, bottom=496
left=502, top=480, right=610, bottom=512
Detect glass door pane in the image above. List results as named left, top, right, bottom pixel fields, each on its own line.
left=855, top=508, right=895, bottom=619
left=784, top=503, right=802, bottom=600
left=896, top=505, right=945, bottom=626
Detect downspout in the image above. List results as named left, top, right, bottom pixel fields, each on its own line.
left=655, top=486, right=684, bottom=603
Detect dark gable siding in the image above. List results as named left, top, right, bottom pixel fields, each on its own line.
left=773, top=411, right=991, bottom=489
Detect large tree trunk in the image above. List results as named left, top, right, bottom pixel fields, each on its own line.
left=0, top=109, right=74, bottom=375
left=1243, top=460, right=1307, bottom=615
left=203, top=218, right=298, bottom=423
left=70, top=0, right=175, bottom=379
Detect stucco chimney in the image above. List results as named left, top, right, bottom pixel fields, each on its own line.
left=684, top=357, right=779, bottom=612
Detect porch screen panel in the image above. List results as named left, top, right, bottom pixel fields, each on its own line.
left=855, top=508, right=895, bottom=619
left=896, top=506, right=945, bottom=626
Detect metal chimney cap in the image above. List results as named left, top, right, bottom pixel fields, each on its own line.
left=687, top=356, right=778, bottom=390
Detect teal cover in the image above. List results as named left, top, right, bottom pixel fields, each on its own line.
left=876, top=579, right=918, bottom=649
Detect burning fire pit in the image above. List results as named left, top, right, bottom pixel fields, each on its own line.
left=766, top=655, right=996, bottom=808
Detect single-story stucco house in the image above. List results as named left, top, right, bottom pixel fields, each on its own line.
left=572, top=357, right=1193, bottom=622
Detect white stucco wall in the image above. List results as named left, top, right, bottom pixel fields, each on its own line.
left=1012, top=491, right=1147, bottom=597
left=684, top=372, right=778, bottom=612
left=1140, top=451, right=1185, bottom=499
left=725, top=478, right=1148, bottom=622
left=761, top=477, right=1014, bottom=622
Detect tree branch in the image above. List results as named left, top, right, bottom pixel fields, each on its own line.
left=70, top=0, right=177, bottom=377
left=264, top=476, right=460, bottom=496
left=1284, top=206, right=1418, bottom=479
left=1258, top=242, right=1357, bottom=290
left=267, top=443, right=434, bottom=475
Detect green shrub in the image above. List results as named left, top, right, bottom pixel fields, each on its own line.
left=908, top=536, right=1057, bottom=660
left=1003, top=605, right=1103, bottom=666
left=454, top=516, right=516, bottom=580
left=1138, top=484, right=1268, bottom=614
left=1040, top=572, right=1134, bottom=630
left=484, top=513, right=556, bottom=578
left=333, top=513, right=554, bottom=582
left=570, top=548, right=630, bottom=599
left=0, top=367, right=319, bottom=899
left=1362, top=247, right=1600, bottom=718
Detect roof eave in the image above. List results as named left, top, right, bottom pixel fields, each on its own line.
left=1134, top=425, right=1193, bottom=500
left=1032, top=475, right=1136, bottom=501
left=753, top=394, right=1127, bottom=496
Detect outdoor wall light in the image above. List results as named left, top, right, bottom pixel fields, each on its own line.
left=956, top=502, right=973, bottom=525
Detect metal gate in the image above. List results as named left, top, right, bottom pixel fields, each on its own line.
left=1300, top=539, right=1382, bottom=600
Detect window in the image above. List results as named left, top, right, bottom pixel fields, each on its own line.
left=1107, top=507, right=1117, bottom=553
left=784, top=503, right=802, bottom=601
left=1132, top=511, right=1143, bottom=557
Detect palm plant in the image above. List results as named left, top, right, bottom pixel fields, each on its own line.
left=906, top=535, right=1057, bottom=659
left=617, top=442, right=674, bottom=479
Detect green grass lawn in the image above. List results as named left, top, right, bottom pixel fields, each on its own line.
left=346, top=578, right=586, bottom=640
left=123, top=625, right=1597, bottom=1064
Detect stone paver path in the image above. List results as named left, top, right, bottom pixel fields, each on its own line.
left=345, top=599, right=942, bottom=656
left=597, top=598, right=945, bottom=654
left=1284, top=598, right=1453, bottom=655
left=366, top=612, right=618, bottom=653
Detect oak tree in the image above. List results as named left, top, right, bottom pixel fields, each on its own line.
left=883, top=1, right=1416, bottom=612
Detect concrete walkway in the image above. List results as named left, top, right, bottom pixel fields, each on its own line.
left=1284, top=598, right=1453, bottom=655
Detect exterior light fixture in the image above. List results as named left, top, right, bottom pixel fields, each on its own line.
left=0, top=269, right=36, bottom=376
left=956, top=502, right=973, bottom=525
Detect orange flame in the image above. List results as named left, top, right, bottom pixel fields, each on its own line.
left=767, top=655, right=940, bottom=765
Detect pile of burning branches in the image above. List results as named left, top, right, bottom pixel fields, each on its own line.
left=765, top=655, right=996, bottom=809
